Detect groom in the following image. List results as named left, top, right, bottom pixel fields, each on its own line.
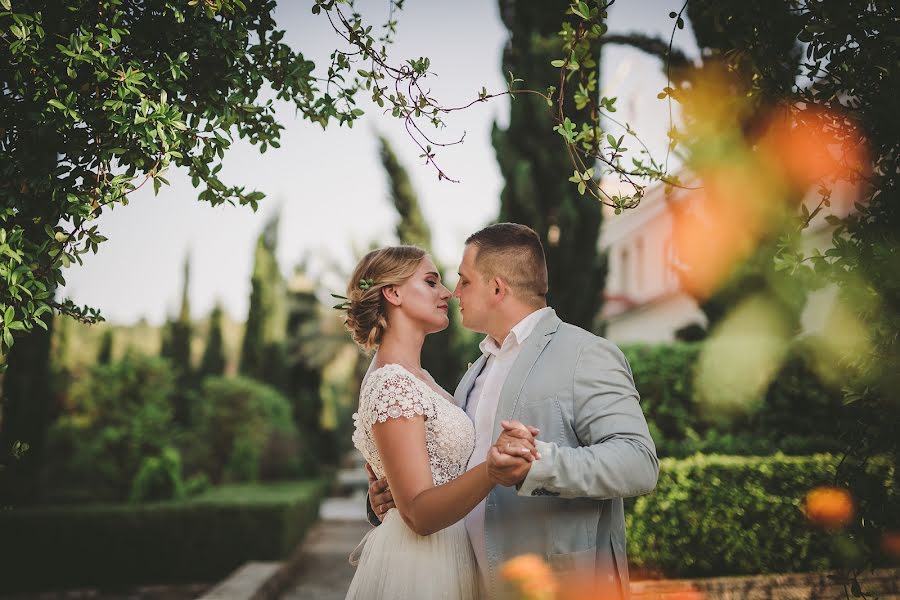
left=368, top=222, right=658, bottom=598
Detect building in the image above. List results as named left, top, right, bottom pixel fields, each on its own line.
left=597, top=178, right=858, bottom=344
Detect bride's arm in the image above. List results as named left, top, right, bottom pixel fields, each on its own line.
left=372, top=416, right=531, bottom=536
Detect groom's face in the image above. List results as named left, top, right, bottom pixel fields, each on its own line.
left=453, top=244, right=493, bottom=333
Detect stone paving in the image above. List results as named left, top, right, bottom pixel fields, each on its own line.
left=277, top=517, right=371, bottom=600
left=277, top=455, right=372, bottom=600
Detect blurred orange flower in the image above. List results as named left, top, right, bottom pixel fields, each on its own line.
left=500, top=554, right=558, bottom=600
left=804, top=486, right=855, bottom=529
left=882, top=531, right=900, bottom=561
left=758, top=106, right=867, bottom=190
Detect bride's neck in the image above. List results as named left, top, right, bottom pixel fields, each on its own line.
left=375, top=321, right=425, bottom=371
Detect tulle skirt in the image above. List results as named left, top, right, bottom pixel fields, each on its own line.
left=346, top=509, right=482, bottom=600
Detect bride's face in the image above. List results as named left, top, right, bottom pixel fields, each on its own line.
left=453, top=245, right=492, bottom=334
left=392, top=256, right=452, bottom=334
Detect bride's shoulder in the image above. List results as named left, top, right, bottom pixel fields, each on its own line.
left=361, top=363, right=419, bottom=395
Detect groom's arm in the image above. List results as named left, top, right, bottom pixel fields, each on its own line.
left=517, top=337, right=659, bottom=500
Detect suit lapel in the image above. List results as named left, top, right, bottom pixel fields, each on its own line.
left=453, top=353, right=488, bottom=411
left=491, top=310, right=561, bottom=439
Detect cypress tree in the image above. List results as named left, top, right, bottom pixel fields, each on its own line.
left=199, top=303, right=227, bottom=380
left=162, top=254, right=195, bottom=424
left=239, top=213, right=288, bottom=392
left=379, top=135, right=432, bottom=250
left=378, top=135, right=472, bottom=390
left=97, top=328, right=114, bottom=365
left=286, top=269, right=324, bottom=473
left=492, top=0, right=607, bottom=331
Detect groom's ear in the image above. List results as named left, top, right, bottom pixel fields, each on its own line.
left=491, top=276, right=508, bottom=299
left=382, top=285, right=401, bottom=306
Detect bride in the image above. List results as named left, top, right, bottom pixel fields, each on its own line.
left=341, top=246, right=536, bottom=600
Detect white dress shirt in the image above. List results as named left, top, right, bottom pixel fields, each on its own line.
left=463, top=306, right=552, bottom=584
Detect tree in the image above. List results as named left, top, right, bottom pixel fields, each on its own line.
left=379, top=136, right=432, bottom=250
left=0, top=315, right=53, bottom=505
left=621, top=0, right=898, bottom=583
left=96, top=328, right=114, bottom=364
left=160, top=254, right=194, bottom=424
left=285, top=267, right=325, bottom=473
left=492, top=0, right=607, bottom=331
left=198, top=302, right=226, bottom=381
left=379, top=135, right=473, bottom=390
left=0, top=0, right=375, bottom=356
left=239, top=213, right=288, bottom=392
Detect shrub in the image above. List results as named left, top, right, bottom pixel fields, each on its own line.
left=129, top=447, right=186, bottom=503
left=626, top=453, right=896, bottom=577
left=621, top=341, right=847, bottom=458
left=0, top=479, right=327, bottom=592
left=192, top=376, right=302, bottom=483
left=42, top=355, right=178, bottom=503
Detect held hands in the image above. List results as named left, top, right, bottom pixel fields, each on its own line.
left=487, top=420, right=540, bottom=487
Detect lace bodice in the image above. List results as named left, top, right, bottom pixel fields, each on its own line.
left=352, top=364, right=475, bottom=486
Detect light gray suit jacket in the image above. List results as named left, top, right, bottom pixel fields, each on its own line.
left=453, top=309, right=658, bottom=599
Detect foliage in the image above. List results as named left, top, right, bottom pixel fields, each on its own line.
left=160, top=254, right=195, bottom=424
left=621, top=341, right=847, bottom=459
left=379, top=135, right=431, bottom=250
left=128, top=445, right=185, bottom=503
left=96, top=327, right=114, bottom=364
left=492, top=0, right=607, bottom=331
left=285, top=270, right=327, bottom=474
left=0, top=478, right=327, bottom=592
left=198, top=302, right=227, bottom=380
left=0, top=0, right=374, bottom=355
left=657, top=0, right=899, bottom=585
left=626, top=454, right=897, bottom=578
left=191, top=376, right=301, bottom=484
left=378, top=135, right=473, bottom=390
left=0, top=311, right=53, bottom=505
left=239, top=214, right=288, bottom=392
left=42, top=354, right=177, bottom=503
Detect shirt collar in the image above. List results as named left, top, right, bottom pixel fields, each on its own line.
left=478, top=306, right=553, bottom=357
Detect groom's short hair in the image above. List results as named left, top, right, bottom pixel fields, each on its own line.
left=465, top=223, right=548, bottom=305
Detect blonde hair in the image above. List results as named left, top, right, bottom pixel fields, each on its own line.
left=465, top=223, right=548, bottom=305
left=344, top=246, right=427, bottom=351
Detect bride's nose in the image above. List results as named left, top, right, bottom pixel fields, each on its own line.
left=439, top=285, right=451, bottom=299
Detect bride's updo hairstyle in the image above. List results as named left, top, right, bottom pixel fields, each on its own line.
left=344, top=245, right=426, bottom=351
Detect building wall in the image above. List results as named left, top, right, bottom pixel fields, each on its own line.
left=597, top=178, right=859, bottom=344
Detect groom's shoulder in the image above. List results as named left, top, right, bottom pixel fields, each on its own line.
left=554, top=319, right=608, bottom=346
left=554, top=320, right=627, bottom=362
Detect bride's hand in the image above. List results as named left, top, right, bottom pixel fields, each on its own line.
left=494, top=420, right=541, bottom=461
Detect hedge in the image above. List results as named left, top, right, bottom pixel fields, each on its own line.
left=0, top=479, right=327, bottom=593
left=620, top=342, right=847, bottom=458
left=626, top=454, right=897, bottom=578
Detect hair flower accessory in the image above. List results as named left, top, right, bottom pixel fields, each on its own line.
left=330, top=278, right=377, bottom=311
left=330, top=293, right=351, bottom=311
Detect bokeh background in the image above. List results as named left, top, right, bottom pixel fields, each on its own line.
left=1, top=0, right=897, bottom=597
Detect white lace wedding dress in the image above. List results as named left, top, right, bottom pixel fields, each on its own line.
left=346, top=363, right=481, bottom=600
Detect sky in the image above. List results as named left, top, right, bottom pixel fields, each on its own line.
left=58, top=0, right=699, bottom=326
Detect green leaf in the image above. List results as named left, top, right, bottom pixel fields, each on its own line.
left=550, top=59, right=566, bottom=68
left=47, top=99, right=66, bottom=111
left=0, top=0, right=11, bottom=11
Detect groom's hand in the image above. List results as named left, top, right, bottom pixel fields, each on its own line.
left=366, top=463, right=395, bottom=519
left=487, top=445, right=533, bottom=486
